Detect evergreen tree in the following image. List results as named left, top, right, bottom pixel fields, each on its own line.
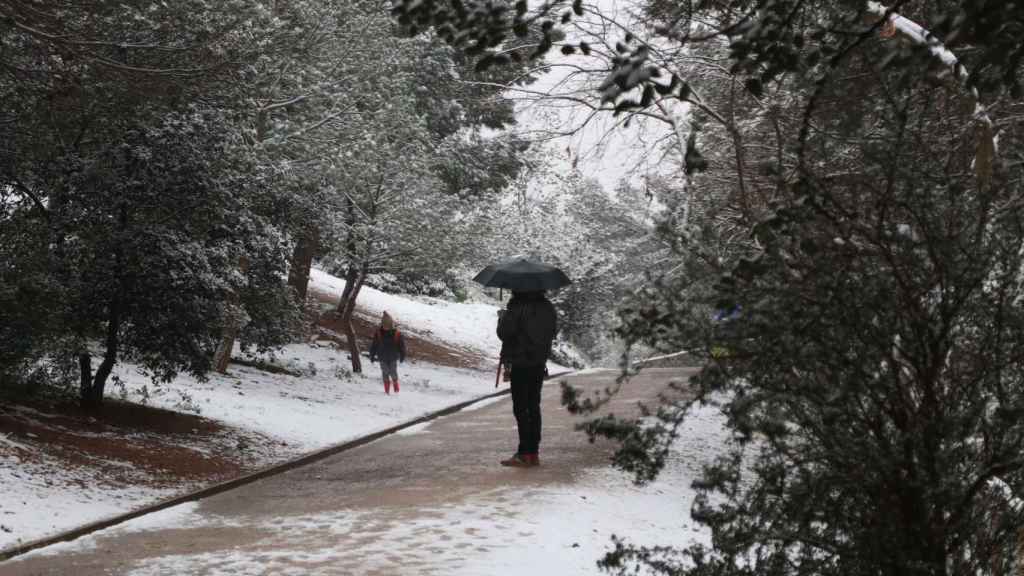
left=0, top=1, right=300, bottom=405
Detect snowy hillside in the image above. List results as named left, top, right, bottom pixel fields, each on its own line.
left=309, top=269, right=505, bottom=356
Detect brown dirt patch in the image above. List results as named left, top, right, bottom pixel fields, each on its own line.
left=0, top=398, right=276, bottom=490
left=308, top=288, right=491, bottom=370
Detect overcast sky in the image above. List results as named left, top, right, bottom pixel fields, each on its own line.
left=509, top=0, right=687, bottom=193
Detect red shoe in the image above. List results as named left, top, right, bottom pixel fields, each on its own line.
left=500, top=453, right=538, bottom=467
left=384, top=381, right=391, bottom=395
left=393, top=380, right=400, bottom=393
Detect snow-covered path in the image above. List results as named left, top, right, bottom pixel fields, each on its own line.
left=4, top=368, right=725, bottom=576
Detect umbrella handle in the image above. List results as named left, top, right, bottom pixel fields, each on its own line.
left=495, top=361, right=502, bottom=388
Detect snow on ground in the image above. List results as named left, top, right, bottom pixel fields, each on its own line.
left=438, top=401, right=728, bottom=575
left=1, top=356, right=495, bottom=550
left=0, top=398, right=279, bottom=551
left=0, top=451, right=181, bottom=552
left=444, top=399, right=733, bottom=573
left=18, top=500, right=262, bottom=562
left=18, top=402, right=727, bottom=575
left=113, top=344, right=496, bottom=452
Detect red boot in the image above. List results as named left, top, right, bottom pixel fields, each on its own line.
left=384, top=381, right=391, bottom=395
left=393, top=379, right=400, bottom=394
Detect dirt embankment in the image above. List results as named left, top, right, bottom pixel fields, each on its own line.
left=0, top=399, right=269, bottom=488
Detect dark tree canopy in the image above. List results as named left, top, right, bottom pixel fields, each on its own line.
left=391, top=0, right=1024, bottom=95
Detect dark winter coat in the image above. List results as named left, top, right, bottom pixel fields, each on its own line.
left=370, top=328, right=407, bottom=364
left=497, top=291, right=557, bottom=368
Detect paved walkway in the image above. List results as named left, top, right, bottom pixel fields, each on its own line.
left=3, top=367, right=697, bottom=575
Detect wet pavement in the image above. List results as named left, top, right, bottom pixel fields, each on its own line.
left=2, top=367, right=697, bottom=575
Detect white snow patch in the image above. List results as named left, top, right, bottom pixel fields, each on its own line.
left=0, top=454, right=179, bottom=554
left=109, top=349, right=498, bottom=453
left=20, top=502, right=211, bottom=559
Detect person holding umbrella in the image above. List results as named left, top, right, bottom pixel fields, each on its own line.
left=474, top=258, right=568, bottom=468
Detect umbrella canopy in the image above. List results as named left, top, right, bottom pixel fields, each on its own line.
left=472, top=258, right=571, bottom=292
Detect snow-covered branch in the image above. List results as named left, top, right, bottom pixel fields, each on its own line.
left=258, top=93, right=312, bottom=114
left=865, top=1, right=997, bottom=187
left=655, top=99, right=692, bottom=228
left=282, top=105, right=360, bottom=141
left=7, top=179, right=49, bottom=217
left=989, top=476, right=1024, bottom=513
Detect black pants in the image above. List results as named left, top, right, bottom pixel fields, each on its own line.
left=510, top=364, right=545, bottom=455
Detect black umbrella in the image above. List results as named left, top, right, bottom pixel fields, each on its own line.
left=472, top=257, right=572, bottom=292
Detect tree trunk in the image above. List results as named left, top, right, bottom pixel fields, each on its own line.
left=81, top=294, right=121, bottom=411
left=78, top=352, right=92, bottom=406
left=212, top=324, right=237, bottom=374
left=287, top=227, right=319, bottom=303
left=336, top=264, right=359, bottom=316
left=1016, top=527, right=1024, bottom=576
left=213, top=255, right=251, bottom=374
left=80, top=203, right=128, bottom=411
left=727, top=81, right=753, bottom=224
left=335, top=263, right=368, bottom=373
left=341, top=307, right=362, bottom=374
left=89, top=312, right=120, bottom=409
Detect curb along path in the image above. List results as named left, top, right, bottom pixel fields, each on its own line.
left=3, top=367, right=696, bottom=576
